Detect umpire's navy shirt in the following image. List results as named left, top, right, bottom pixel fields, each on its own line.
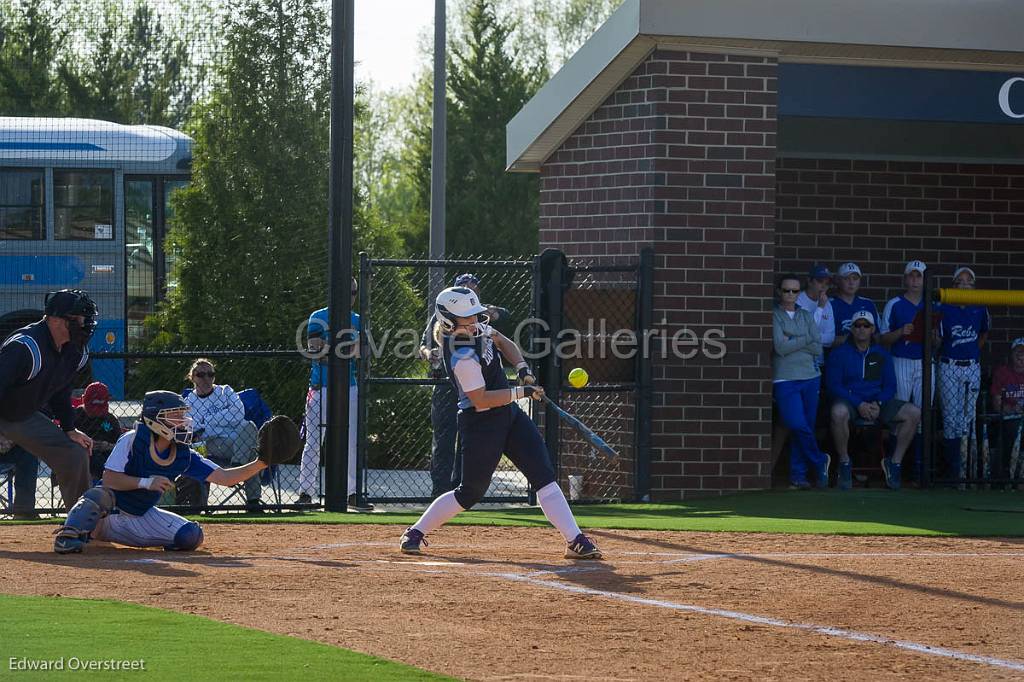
left=0, top=320, right=87, bottom=429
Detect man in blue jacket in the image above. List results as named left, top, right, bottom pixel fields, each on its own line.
left=827, top=311, right=921, bottom=490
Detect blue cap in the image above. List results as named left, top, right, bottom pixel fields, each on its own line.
left=453, top=273, right=479, bottom=287
left=808, top=264, right=832, bottom=280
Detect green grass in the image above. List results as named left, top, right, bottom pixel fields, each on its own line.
left=0, top=594, right=452, bottom=681
left=7, top=489, right=1024, bottom=536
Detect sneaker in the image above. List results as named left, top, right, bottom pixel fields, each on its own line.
left=838, top=460, right=853, bottom=491
left=817, top=453, right=831, bottom=489
left=565, top=533, right=602, bottom=560
left=53, top=526, right=87, bottom=554
left=348, top=494, right=374, bottom=512
left=296, top=493, right=313, bottom=505
left=788, top=480, right=812, bottom=490
left=881, top=457, right=902, bottom=490
left=400, top=528, right=427, bottom=554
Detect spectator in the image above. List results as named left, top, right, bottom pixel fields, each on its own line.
left=796, top=264, right=835, bottom=368
left=73, top=382, right=122, bottom=481
left=0, top=436, right=39, bottom=520
left=298, top=278, right=369, bottom=510
left=772, top=274, right=830, bottom=490
left=826, top=311, right=921, bottom=490
left=829, top=262, right=878, bottom=347
left=991, top=337, right=1024, bottom=482
left=937, top=267, right=989, bottom=481
left=182, top=359, right=263, bottom=511
left=0, top=289, right=95, bottom=512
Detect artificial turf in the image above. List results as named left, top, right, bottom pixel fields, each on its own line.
left=0, top=594, right=453, bottom=681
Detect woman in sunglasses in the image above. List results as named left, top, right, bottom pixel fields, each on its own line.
left=180, top=358, right=263, bottom=510
left=772, top=274, right=831, bottom=489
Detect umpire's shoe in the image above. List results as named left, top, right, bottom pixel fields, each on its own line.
left=53, top=527, right=88, bottom=554
left=400, top=527, right=427, bottom=554
left=565, top=533, right=602, bottom=560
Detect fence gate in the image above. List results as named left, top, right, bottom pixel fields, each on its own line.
left=357, top=250, right=652, bottom=506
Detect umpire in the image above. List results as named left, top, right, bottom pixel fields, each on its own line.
left=0, top=289, right=97, bottom=511
left=419, top=274, right=509, bottom=498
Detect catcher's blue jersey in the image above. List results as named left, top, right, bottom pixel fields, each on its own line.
left=105, top=425, right=218, bottom=515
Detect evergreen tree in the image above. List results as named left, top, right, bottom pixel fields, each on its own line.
left=0, top=0, right=63, bottom=115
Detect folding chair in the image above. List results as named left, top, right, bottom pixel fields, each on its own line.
left=0, top=463, right=15, bottom=515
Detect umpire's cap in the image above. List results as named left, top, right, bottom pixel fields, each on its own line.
left=44, top=289, right=98, bottom=318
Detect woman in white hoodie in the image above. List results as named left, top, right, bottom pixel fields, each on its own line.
left=773, top=274, right=831, bottom=489
left=182, top=358, right=262, bottom=510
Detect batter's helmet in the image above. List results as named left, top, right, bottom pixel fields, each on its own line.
left=435, top=287, right=488, bottom=335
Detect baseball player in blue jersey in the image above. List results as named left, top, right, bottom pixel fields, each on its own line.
left=400, top=287, right=601, bottom=560
left=937, top=267, right=989, bottom=479
left=53, top=391, right=268, bottom=554
left=298, top=278, right=365, bottom=508
left=830, top=263, right=878, bottom=346
left=880, top=260, right=930, bottom=405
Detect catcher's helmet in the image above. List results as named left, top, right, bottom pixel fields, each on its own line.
left=44, top=289, right=99, bottom=343
left=435, top=286, right=489, bottom=335
left=141, top=390, right=194, bottom=444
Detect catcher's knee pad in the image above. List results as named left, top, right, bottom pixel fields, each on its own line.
left=454, top=482, right=487, bottom=510
left=165, top=522, right=203, bottom=551
left=65, top=486, right=115, bottom=534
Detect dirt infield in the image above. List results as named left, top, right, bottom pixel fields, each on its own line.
left=1, top=524, right=1023, bottom=680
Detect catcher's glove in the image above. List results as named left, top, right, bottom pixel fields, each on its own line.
left=257, top=415, right=301, bottom=466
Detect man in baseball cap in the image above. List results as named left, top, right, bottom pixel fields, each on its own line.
left=826, top=309, right=921, bottom=491
left=74, top=382, right=122, bottom=481
left=904, top=260, right=927, bottom=275
left=797, top=264, right=835, bottom=367
left=830, top=262, right=878, bottom=348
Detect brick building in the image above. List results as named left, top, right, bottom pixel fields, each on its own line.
left=507, top=0, right=1024, bottom=499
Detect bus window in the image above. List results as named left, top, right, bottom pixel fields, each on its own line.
left=0, top=169, right=45, bottom=240
left=125, top=179, right=155, bottom=345
left=163, top=178, right=188, bottom=290
left=54, top=169, right=114, bottom=240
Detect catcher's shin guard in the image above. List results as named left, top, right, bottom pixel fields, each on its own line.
left=54, top=486, right=115, bottom=554
left=164, top=522, right=204, bottom=551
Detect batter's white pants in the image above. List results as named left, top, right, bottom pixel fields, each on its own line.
left=939, top=361, right=981, bottom=439
left=299, top=385, right=357, bottom=497
left=94, top=506, right=191, bottom=548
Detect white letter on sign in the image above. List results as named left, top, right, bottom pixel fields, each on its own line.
left=998, top=77, right=1024, bottom=119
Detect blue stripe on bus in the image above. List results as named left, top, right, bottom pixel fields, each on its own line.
left=0, top=142, right=105, bottom=151
left=0, top=256, right=86, bottom=286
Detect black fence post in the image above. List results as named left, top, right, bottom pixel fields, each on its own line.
left=539, top=249, right=568, bottom=477
left=357, top=251, right=370, bottom=507
left=634, top=248, right=654, bottom=501
left=923, top=274, right=935, bottom=488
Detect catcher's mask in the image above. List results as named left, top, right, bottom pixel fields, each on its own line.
left=141, top=390, right=195, bottom=445
left=434, top=286, right=490, bottom=337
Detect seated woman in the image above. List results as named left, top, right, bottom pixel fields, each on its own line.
left=53, top=391, right=267, bottom=554
left=179, top=358, right=262, bottom=510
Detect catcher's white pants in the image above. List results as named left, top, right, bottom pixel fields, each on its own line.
left=94, top=506, right=191, bottom=548
left=939, top=361, right=981, bottom=439
left=299, top=385, right=357, bottom=497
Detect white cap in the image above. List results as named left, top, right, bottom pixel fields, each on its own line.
left=850, top=310, right=875, bottom=327
left=904, top=260, right=927, bottom=275
left=1011, top=337, right=1024, bottom=351
left=837, top=262, right=861, bottom=278
left=952, top=266, right=976, bottom=282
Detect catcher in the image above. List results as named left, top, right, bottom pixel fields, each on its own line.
left=54, top=391, right=298, bottom=554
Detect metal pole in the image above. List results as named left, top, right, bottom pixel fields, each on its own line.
left=922, top=274, right=934, bottom=488
left=325, top=0, right=355, bottom=512
left=428, top=0, right=447, bottom=298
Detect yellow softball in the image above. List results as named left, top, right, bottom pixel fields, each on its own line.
left=568, top=368, right=589, bottom=389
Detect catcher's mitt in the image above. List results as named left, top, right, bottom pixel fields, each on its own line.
left=257, top=415, right=301, bottom=466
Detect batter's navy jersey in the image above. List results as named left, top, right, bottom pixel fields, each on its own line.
left=442, top=332, right=508, bottom=411
left=831, top=295, right=878, bottom=337
left=938, top=304, right=989, bottom=360
left=880, top=296, right=924, bottom=359
left=105, top=425, right=218, bottom=515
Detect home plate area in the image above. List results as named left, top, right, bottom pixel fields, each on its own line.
left=1, top=524, right=1022, bottom=680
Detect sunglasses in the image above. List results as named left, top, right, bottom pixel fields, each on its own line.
left=852, top=323, right=873, bottom=329
left=193, top=371, right=215, bottom=379
left=780, top=288, right=800, bottom=294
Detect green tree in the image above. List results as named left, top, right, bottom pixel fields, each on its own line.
left=0, top=0, right=64, bottom=115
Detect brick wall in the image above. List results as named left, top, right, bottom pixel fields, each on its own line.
left=539, top=49, right=778, bottom=499
left=776, top=159, right=1024, bottom=354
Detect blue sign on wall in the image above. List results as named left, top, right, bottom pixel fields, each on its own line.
left=779, top=64, right=1024, bottom=124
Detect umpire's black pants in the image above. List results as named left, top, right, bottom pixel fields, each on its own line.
left=0, top=412, right=90, bottom=511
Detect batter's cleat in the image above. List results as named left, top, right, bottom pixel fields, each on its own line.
left=838, top=460, right=853, bottom=491
left=53, top=526, right=87, bottom=554
left=400, top=527, right=427, bottom=554
left=882, top=457, right=902, bottom=490
left=817, top=453, right=831, bottom=489
left=565, top=533, right=602, bottom=560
